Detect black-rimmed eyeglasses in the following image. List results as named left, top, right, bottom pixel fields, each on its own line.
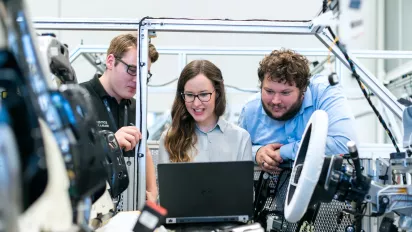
left=115, top=57, right=137, bottom=76
left=181, top=90, right=215, bottom=103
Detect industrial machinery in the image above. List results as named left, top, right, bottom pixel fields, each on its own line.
left=284, top=109, right=412, bottom=232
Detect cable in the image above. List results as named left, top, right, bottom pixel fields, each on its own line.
left=322, top=0, right=328, bottom=13
left=326, top=27, right=400, bottom=153
left=383, top=166, right=389, bottom=185
left=345, top=157, right=354, bottom=168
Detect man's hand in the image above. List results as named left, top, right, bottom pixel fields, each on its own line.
left=256, top=143, right=283, bottom=172
left=114, top=126, right=142, bottom=151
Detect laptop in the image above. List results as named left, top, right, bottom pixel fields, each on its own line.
left=158, top=161, right=254, bottom=224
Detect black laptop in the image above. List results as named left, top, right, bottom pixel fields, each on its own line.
left=158, top=161, right=254, bottom=224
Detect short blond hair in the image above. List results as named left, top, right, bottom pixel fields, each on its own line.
left=107, top=33, right=137, bottom=66
left=107, top=33, right=159, bottom=64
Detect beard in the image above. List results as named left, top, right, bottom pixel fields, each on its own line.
left=262, top=95, right=304, bottom=121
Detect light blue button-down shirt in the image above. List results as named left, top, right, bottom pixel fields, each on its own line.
left=159, top=117, right=252, bottom=163
left=238, top=74, right=358, bottom=162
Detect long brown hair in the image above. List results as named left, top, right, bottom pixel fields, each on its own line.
left=164, top=60, right=226, bottom=162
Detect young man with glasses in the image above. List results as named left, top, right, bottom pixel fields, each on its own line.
left=80, top=33, right=159, bottom=202
left=157, top=60, right=252, bottom=163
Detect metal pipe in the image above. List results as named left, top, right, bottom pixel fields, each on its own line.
left=32, top=18, right=314, bottom=34
left=136, top=26, right=149, bottom=210
left=32, top=18, right=141, bottom=31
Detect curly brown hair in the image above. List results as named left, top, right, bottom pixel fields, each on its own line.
left=258, top=49, right=310, bottom=92
left=164, top=60, right=226, bottom=162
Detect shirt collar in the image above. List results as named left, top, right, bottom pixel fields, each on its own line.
left=216, top=117, right=228, bottom=133
left=91, top=73, right=132, bottom=105
left=195, top=117, right=228, bottom=133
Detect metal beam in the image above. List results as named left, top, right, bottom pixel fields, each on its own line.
left=32, top=18, right=141, bottom=31
left=82, top=53, right=105, bottom=73
left=32, top=18, right=314, bottom=34
left=69, top=45, right=108, bottom=63
left=136, top=27, right=149, bottom=210
left=144, top=18, right=313, bottom=34
left=316, top=32, right=405, bottom=120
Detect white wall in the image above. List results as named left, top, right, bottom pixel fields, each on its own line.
left=26, top=0, right=385, bottom=143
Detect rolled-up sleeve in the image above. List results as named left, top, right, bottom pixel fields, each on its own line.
left=318, top=84, right=358, bottom=155
left=280, top=84, right=358, bottom=160
left=280, top=141, right=300, bottom=160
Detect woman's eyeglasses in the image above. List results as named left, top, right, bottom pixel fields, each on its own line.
left=181, top=90, right=215, bottom=103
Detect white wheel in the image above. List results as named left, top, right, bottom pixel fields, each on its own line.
left=284, top=110, right=329, bottom=223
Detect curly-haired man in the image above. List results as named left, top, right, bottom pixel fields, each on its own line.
left=238, top=49, right=358, bottom=172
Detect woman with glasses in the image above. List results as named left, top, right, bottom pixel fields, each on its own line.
left=158, top=60, right=252, bottom=163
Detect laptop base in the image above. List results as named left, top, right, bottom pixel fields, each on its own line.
left=165, top=215, right=250, bottom=224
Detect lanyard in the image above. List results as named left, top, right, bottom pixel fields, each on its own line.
left=103, top=98, right=128, bottom=131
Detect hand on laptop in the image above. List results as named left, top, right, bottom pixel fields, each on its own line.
left=146, top=190, right=157, bottom=203
left=256, top=143, right=283, bottom=173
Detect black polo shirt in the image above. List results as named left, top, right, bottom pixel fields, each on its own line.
left=80, top=74, right=136, bottom=132
left=80, top=74, right=138, bottom=157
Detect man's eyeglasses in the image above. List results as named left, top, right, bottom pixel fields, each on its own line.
left=115, top=57, right=137, bottom=76
left=181, top=90, right=215, bottom=103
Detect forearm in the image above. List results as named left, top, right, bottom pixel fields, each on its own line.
left=145, top=147, right=157, bottom=198
left=318, top=82, right=358, bottom=155
left=325, top=135, right=351, bottom=155
left=279, top=142, right=299, bottom=160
